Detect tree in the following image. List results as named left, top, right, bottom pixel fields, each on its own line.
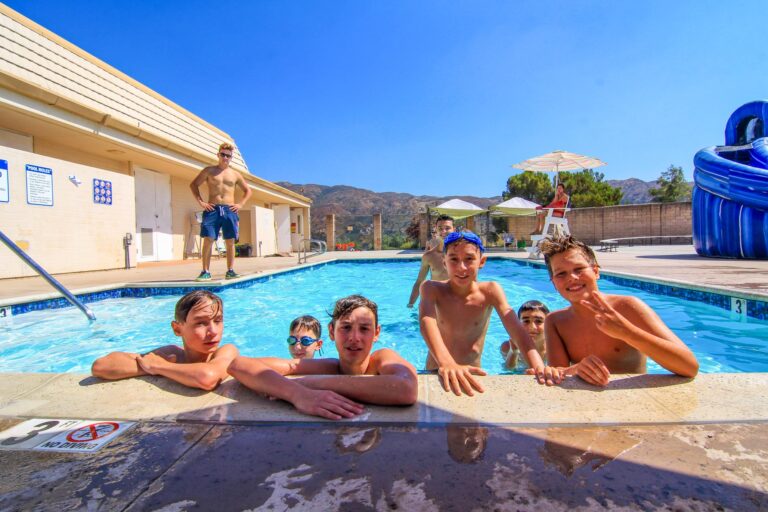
left=649, top=165, right=692, bottom=203
left=559, top=169, right=623, bottom=207
left=502, top=172, right=553, bottom=204
left=404, top=215, right=421, bottom=243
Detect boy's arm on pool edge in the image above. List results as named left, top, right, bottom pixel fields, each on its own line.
left=491, top=282, right=561, bottom=385
left=296, top=349, right=418, bottom=405
left=418, top=281, right=487, bottom=396
left=227, top=356, right=364, bottom=420
left=91, top=345, right=180, bottom=381
left=581, top=293, right=699, bottom=378
left=136, top=344, right=239, bottom=390
left=545, top=315, right=610, bottom=387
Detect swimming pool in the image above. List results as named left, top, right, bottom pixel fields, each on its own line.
left=2, top=259, right=767, bottom=374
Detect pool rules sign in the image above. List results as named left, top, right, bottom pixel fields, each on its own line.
left=0, top=418, right=135, bottom=453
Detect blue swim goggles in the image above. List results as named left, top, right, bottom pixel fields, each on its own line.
left=286, top=335, right=320, bottom=346
left=443, top=231, right=486, bottom=254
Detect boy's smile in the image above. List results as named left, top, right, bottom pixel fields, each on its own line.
left=549, top=249, right=600, bottom=302
left=171, top=298, right=223, bottom=357
left=444, top=242, right=486, bottom=286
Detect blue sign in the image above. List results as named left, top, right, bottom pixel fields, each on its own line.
left=0, top=159, right=8, bottom=203
left=93, top=178, right=112, bottom=205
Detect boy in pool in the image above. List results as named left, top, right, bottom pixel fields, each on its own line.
left=91, top=290, right=238, bottom=390
left=539, top=235, right=699, bottom=386
left=419, top=231, right=562, bottom=396
left=501, top=300, right=550, bottom=369
left=287, top=315, right=324, bottom=359
left=228, top=295, right=418, bottom=420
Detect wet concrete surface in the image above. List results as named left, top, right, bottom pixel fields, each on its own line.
left=2, top=419, right=767, bottom=511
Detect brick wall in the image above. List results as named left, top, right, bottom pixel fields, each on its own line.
left=505, top=202, right=692, bottom=245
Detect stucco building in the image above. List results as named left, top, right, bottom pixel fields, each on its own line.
left=0, top=4, right=311, bottom=280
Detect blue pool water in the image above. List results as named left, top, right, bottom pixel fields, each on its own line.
left=1, top=260, right=767, bottom=374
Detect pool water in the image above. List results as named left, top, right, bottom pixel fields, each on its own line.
left=2, top=260, right=767, bottom=374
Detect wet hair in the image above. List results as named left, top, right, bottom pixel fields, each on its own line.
left=517, top=300, right=550, bottom=318
left=539, top=234, right=599, bottom=278
left=329, top=294, right=378, bottom=327
left=289, top=315, right=321, bottom=338
left=174, top=290, right=223, bottom=323
left=218, top=142, right=234, bottom=153
left=435, top=214, right=454, bottom=225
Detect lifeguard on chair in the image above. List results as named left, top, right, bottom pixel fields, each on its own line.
left=528, top=184, right=571, bottom=259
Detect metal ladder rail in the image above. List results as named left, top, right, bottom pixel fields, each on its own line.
left=0, top=230, right=96, bottom=322
left=297, top=239, right=327, bottom=264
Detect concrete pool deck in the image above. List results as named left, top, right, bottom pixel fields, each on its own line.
left=1, top=245, right=768, bottom=510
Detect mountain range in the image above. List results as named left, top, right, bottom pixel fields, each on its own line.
left=276, top=178, right=690, bottom=238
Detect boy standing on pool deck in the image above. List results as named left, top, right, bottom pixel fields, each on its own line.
left=539, top=235, right=698, bottom=386
left=190, top=142, right=253, bottom=281
left=419, top=231, right=562, bottom=396
left=91, top=290, right=238, bottom=390
left=228, top=295, right=417, bottom=420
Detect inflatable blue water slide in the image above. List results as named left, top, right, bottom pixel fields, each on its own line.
left=693, top=101, right=768, bottom=258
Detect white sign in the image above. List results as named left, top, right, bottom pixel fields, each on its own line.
left=0, top=159, right=8, bottom=203
left=731, top=297, right=748, bottom=319
left=25, top=164, right=53, bottom=206
left=0, top=418, right=135, bottom=453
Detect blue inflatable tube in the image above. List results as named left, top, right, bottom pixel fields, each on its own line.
left=693, top=101, right=768, bottom=259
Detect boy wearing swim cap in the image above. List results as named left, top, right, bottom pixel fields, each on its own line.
left=91, top=290, right=238, bottom=390
left=539, top=235, right=698, bottom=386
left=419, top=231, right=561, bottom=396
left=228, top=295, right=417, bottom=420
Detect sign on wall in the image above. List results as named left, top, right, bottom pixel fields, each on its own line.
left=0, top=159, right=8, bottom=203
left=25, top=164, right=53, bottom=206
left=93, top=178, right=113, bottom=205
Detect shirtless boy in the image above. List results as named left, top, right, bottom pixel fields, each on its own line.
left=91, top=290, right=238, bottom=390
left=539, top=235, right=699, bottom=386
left=407, top=215, right=455, bottom=307
left=228, top=295, right=417, bottom=420
left=190, top=143, right=253, bottom=281
left=419, top=231, right=562, bottom=396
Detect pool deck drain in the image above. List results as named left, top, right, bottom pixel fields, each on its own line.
left=2, top=246, right=768, bottom=509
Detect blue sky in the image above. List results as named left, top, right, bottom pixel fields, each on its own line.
left=6, top=1, right=768, bottom=196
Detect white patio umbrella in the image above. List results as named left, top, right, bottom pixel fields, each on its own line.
left=490, top=197, right=540, bottom=216
left=511, top=149, right=606, bottom=186
left=431, top=198, right=486, bottom=220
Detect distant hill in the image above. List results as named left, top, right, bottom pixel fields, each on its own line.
left=276, top=182, right=501, bottom=239
left=278, top=179, right=692, bottom=246
left=607, top=178, right=695, bottom=204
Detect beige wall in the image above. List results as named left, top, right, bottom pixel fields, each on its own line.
left=505, top=202, right=693, bottom=245
left=0, top=145, right=135, bottom=278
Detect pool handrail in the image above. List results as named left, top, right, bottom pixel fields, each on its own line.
left=298, top=238, right=327, bottom=264
left=0, top=230, right=96, bottom=322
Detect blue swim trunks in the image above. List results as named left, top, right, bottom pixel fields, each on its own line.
left=200, top=205, right=239, bottom=241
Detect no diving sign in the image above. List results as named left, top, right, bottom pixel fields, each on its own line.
left=0, top=418, right=135, bottom=453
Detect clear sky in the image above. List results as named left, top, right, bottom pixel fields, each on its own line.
left=5, top=0, right=768, bottom=196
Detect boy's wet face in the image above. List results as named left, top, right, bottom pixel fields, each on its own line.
left=520, top=310, right=547, bottom=341
left=288, top=326, right=322, bottom=359
left=444, top=241, right=486, bottom=285
left=549, top=249, right=600, bottom=302
left=330, top=307, right=380, bottom=366
left=172, top=298, right=223, bottom=355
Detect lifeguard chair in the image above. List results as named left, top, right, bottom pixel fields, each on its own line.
left=527, top=205, right=571, bottom=259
